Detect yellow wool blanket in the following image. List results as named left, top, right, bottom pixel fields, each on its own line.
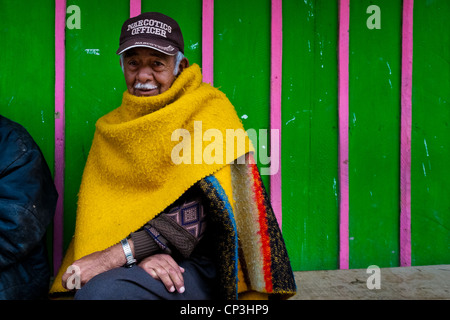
left=50, top=64, right=254, bottom=293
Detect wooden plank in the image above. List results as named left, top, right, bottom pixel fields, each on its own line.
left=411, top=0, right=450, bottom=266
left=282, top=0, right=339, bottom=271
left=130, top=0, right=141, bottom=17
left=214, top=0, right=271, bottom=190
left=0, top=1, right=55, bottom=167
left=400, top=0, right=414, bottom=267
left=348, top=0, right=402, bottom=268
left=54, top=0, right=67, bottom=275
left=270, top=0, right=283, bottom=227
left=339, top=0, right=350, bottom=270
left=202, top=0, right=214, bottom=85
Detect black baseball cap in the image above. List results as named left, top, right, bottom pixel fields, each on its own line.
left=116, top=12, right=184, bottom=55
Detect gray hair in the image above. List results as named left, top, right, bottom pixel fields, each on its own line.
left=120, top=51, right=185, bottom=76
left=172, top=51, right=184, bottom=75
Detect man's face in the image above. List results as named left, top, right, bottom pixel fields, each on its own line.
left=122, top=47, right=181, bottom=97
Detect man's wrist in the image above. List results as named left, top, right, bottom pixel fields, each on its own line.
left=103, top=240, right=135, bottom=268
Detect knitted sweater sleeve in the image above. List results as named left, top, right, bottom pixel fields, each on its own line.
left=130, top=195, right=206, bottom=260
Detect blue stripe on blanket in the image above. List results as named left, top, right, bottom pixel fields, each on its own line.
left=204, top=174, right=239, bottom=297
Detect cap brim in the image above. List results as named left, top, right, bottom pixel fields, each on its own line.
left=116, top=38, right=179, bottom=56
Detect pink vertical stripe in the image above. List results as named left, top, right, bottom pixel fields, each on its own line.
left=130, top=0, right=141, bottom=18
left=270, top=0, right=283, bottom=229
left=400, top=0, right=414, bottom=267
left=202, top=0, right=214, bottom=85
left=54, top=0, right=66, bottom=274
left=338, top=0, right=350, bottom=270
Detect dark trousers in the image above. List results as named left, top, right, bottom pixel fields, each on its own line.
left=74, top=256, right=217, bottom=300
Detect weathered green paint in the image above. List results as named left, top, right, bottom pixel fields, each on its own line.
left=281, top=0, right=339, bottom=271
left=349, top=0, right=402, bottom=268
left=214, top=0, right=271, bottom=190
left=0, top=1, right=55, bottom=171
left=411, top=0, right=450, bottom=266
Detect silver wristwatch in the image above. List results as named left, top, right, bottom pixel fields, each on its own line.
left=121, top=238, right=137, bottom=267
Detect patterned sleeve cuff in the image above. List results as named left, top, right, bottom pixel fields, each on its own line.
left=130, top=229, right=160, bottom=261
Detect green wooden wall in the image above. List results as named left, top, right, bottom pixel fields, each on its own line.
left=0, top=0, right=449, bottom=273
left=281, top=0, right=339, bottom=270
left=411, top=0, right=450, bottom=266
left=0, top=1, right=55, bottom=168
left=348, top=0, right=402, bottom=269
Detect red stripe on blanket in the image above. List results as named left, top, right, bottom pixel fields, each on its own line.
left=250, top=163, right=273, bottom=292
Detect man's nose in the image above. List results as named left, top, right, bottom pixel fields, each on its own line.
left=136, top=66, right=154, bottom=82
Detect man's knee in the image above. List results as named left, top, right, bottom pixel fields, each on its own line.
left=74, top=268, right=135, bottom=300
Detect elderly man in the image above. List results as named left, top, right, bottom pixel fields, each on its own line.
left=50, top=12, right=296, bottom=300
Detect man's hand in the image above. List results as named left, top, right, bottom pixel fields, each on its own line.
left=138, top=254, right=185, bottom=293
left=61, top=244, right=126, bottom=289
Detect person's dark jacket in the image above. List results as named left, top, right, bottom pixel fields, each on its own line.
left=0, top=115, right=57, bottom=299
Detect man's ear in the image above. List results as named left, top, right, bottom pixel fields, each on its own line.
left=177, top=57, right=189, bottom=75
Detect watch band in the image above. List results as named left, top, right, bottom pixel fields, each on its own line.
left=121, top=238, right=137, bottom=267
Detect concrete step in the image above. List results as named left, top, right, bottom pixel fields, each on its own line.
left=291, top=264, right=450, bottom=300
